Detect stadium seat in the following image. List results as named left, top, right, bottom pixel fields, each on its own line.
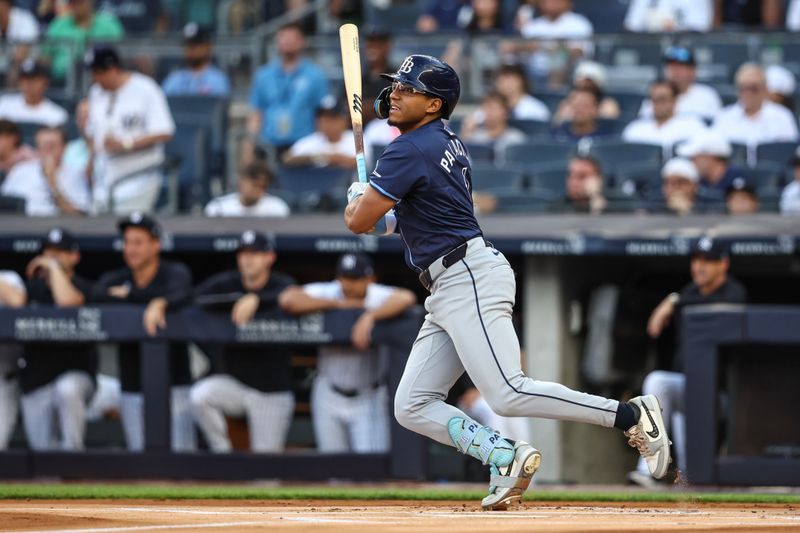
left=693, top=42, right=751, bottom=70
left=606, top=91, right=645, bottom=121
left=505, top=141, right=577, bottom=168
left=465, top=143, right=495, bottom=164
left=588, top=140, right=662, bottom=172
left=730, top=142, right=748, bottom=166
left=602, top=42, right=663, bottom=67
left=529, top=165, right=567, bottom=197
left=756, top=142, right=799, bottom=167
left=470, top=164, right=525, bottom=192
left=16, top=121, right=42, bottom=146
left=508, top=119, right=551, bottom=138
left=164, top=124, right=209, bottom=212
left=167, top=95, right=230, bottom=177
left=533, top=90, right=569, bottom=114
left=45, top=90, right=78, bottom=114
left=610, top=162, right=662, bottom=199
left=572, top=0, right=629, bottom=33
left=746, top=163, right=785, bottom=195
left=596, top=118, right=626, bottom=135
left=494, top=191, right=558, bottom=213
left=758, top=42, right=800, bottom=73
left=0, top=195, right=25, bottom=213
left=274, top=166, right=351, bottom=213
left=363, top=3, right=421, bottom=33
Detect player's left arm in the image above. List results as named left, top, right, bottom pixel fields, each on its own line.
left=344, top=185, right=396, bottom=234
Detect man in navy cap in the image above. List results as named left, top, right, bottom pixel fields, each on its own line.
left=631, top=236, right=747, bottom=485
left=17, top=228, right=97, bottom=450
left=191, top=230, right=296, bottom=453
left=0, top=59, right=67, bottom=127
left=280, top=253, right=416, bottom=454
left=84, top=45, right=175, bottom=213
left=725, top=177, right=759, bottom=215
left=162, top=23, right=230, bottom=97
left=91, top=212, right=196, bottom=451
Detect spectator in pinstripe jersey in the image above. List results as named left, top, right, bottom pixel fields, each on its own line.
left=279, top=253, right=416, bottom=453
left=190, top=230, right=296, bottom=453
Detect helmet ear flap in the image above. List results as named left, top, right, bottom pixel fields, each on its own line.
left=374, top=86, right=392, bottom=120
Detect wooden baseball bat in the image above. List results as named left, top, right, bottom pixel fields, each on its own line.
left=339, top=23, right=368, bottom=184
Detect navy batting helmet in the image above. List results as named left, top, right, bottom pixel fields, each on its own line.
left=375, top=55, right=460, bottom=119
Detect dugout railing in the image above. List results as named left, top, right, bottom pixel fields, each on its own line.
left=0, top=305, right=427, bottom=481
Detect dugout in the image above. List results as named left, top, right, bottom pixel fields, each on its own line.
left=0, top=214, right=799, bottom=485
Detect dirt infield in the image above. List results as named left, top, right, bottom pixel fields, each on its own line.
left=1, top=500, right=799, bottom=532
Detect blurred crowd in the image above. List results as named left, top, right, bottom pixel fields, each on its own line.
left=0, top=217, right=417, bottom=453
left=2, top=0, right=800, bottom=215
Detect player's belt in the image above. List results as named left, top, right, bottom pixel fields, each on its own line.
left=418, top=237, right=488, bottom=291
left=331, top=381, right=382, bottom=398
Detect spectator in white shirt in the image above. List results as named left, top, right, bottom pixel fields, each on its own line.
left=554, top=61, right=620, bottom=124
left=506, top=0, right=593, bottom=86
left=640, top=46, right=722, bottom=122
left=85, top=46, right=175, bottom=214
left=460, top=91, right=527, bottom=163
left=623, top=79, right=707, bottom=156
left=204, top=162, right=290, bottom=217
left=283, top=96, right=356, bottom=170
left=712, top=63, right=799, bottom=147
left=494, top=64, right=550, bottom=122
left=0, top=126, right=90, bottom=216
left=780, top=151, right=800, bottom=215
left=0, top=60, right=68, bottom=127
left=765, top=64, right=796, bottom=111
left=624, top=0, right=713, bottom=32
left=0, top=0, right=39, bottom=85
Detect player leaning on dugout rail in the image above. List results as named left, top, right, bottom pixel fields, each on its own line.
left=342, top=51, right=673, bottom=511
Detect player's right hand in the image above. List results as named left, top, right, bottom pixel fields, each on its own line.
left=347, top=181, right=369, bottom=204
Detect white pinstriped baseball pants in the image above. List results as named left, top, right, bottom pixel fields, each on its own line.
left=20, top=371, right=94, bottom=451
left=189, top=374, right=294, bottom=453
left=120, top=386, right=197, bottom=452
left=311, top=375, right=390, bottom=453
left=395, top=244, right=620, bottom=447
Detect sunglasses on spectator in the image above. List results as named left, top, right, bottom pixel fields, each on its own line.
left=737, top=83, right=763, bottom=93
left=392, top=81, right=428, bottom=97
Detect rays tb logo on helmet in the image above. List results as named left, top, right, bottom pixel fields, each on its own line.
left=398, top=57, right=415, bottom=74
left=374, top=55, right=461, bottom=119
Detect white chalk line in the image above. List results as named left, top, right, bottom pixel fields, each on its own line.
left=7, top=521, right=268, bottom=533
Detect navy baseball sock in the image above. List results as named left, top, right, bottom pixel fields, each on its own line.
left=614, top=402, right=640, bottom=431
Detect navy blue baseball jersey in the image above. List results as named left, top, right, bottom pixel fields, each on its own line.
left=368, top=120, right=481, bottom=271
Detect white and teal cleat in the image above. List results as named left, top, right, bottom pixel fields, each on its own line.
left=481, top=441, right=542, bottom=511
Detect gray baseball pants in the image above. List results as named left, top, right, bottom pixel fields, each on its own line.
left=395, top=240, right=620, bottom=447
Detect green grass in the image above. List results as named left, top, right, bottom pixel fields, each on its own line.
left=0, top=484, right=798, bottom=504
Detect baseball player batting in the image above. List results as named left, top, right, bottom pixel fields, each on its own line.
left=343, top=55, right=672, bottom=510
